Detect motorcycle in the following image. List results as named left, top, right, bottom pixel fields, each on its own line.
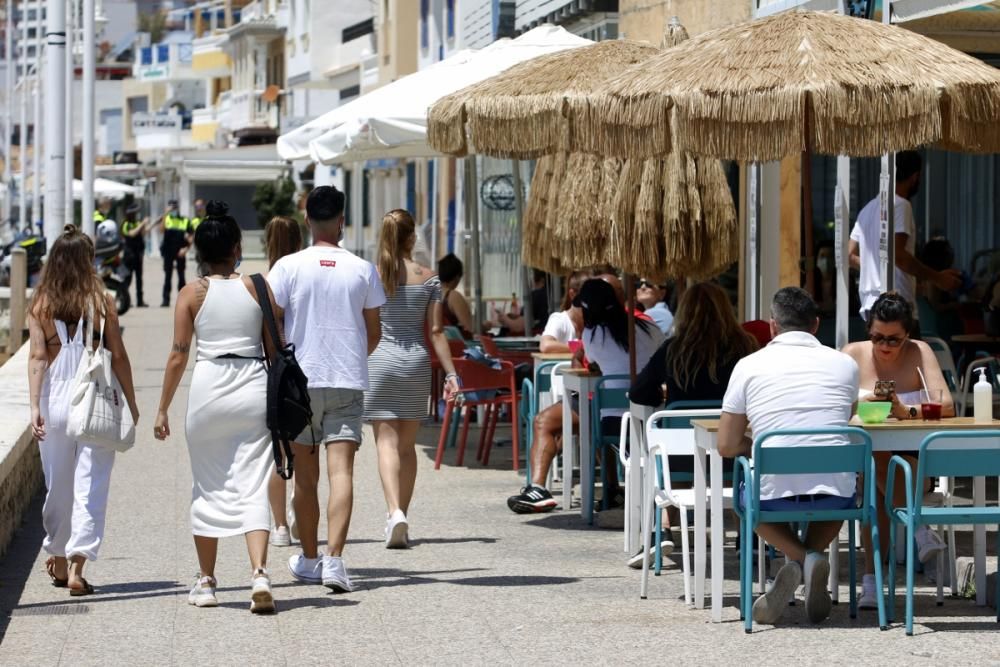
left=95, top=220, right=131, bottom=316
left=0, top=229, right=46, bottom=287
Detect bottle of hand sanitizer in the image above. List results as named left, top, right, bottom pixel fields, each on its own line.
left=974, top=367, right=992, bottom=423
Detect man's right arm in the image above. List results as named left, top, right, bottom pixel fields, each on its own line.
left=848, top=238, right=861, bottom=270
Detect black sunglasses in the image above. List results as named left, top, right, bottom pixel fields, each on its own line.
left=637, top=279, right=665, bottom=290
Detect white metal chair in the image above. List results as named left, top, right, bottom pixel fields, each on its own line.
left=640, top=408, right=729, bottom=605
left=547, top=361, right=571, bottom=484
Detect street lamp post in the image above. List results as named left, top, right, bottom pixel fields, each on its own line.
left=3, top=0, right=13, bottom=233
left=81, top=0, right=93, bottom=237
left=44, top=0, right=67, bottom=242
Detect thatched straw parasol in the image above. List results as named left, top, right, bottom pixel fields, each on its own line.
left=571, top=10, right=1000, bottom=161
left=428, top=28, right=739, bottom=280
left=428, top=40, right=660, bottom=159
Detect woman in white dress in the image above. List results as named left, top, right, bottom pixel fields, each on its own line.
left=154, top=201, right=280, bottom=614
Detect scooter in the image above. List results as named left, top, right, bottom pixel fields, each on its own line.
left=0, top=229, right=46, bottom=287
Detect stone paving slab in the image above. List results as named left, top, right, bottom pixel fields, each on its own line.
left=1, top=260, right=999, bottom=665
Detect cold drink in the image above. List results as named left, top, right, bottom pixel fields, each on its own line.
left=921, top=402, right=942, bottom=420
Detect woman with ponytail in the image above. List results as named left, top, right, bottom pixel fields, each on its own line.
left=154, top=200, right=280, bottom=613
left=28, top=225, right=139, bottom=596
left=366, top=209, right=459, bottom=548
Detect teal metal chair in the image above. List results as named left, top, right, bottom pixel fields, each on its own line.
left=587, top=375, right=631, bottom=525
left=519, top=378, right=534, bottom=478
left=526, top=360, right=570, bottom=485
left=886, top=430, right=1000, bottom=636
left=734, top=427, right=885, bottom=633
left=652, top=400, right=724, bottom=575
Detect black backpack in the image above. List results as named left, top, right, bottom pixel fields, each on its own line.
left=251, top=274, right=312, bottom=480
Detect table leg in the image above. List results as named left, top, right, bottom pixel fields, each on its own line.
left=710, top=446, right=724, bottom=623
left=562, top=394, right=574, bottom=512
left=580, top=390, right=594, bottom=524
left=693, top=433, right=708, bottom=611
left=627, top=414, right=643, bottom=555
left=974, top=475, right=986, bottom=606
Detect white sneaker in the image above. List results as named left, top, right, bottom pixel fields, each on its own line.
left=287, top=552, right=323, bottom=584
left=385, top=509, right=409, bottom=549
left=322, top=555, right=354, bottom=593
left=752, top=560, right=801, bottom=625
left=188, top=575, right=218, bottom=608
left=250, top=568, right=275, bottom=614
left=270, top=526, right=291, bottom=547
left=803, top=552, right=832, bottom=623
left=627, top=540, right=675, bottom=569
left=859, top=573, right=878, bottom=610
left=916, top=526, right=947, bottom=564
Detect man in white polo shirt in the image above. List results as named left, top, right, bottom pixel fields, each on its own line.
left=718, top=287, right=859, bottom=626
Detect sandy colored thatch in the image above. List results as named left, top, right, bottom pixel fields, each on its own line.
left=570, top=10, right=1000, bottom=161
left=428, top=40, right=660, bottom=159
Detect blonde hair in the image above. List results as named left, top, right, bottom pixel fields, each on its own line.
left=31, top=225, right=107, bottom=323
left=666, top=282, right=758, bottom=391
left=376, top=209, right=416, bottom=298
left=264, top=215, right=303, bottom=268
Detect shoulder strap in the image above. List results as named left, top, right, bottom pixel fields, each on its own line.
left=251, top=274, right=282, bottom=351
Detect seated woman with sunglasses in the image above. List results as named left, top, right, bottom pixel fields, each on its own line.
left=841, top=291, right=954, bottom=610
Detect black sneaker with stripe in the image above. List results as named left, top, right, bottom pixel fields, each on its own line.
left=507, top=485, right=557, bottom=514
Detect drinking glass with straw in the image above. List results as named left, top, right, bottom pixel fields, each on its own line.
left=917, top=367, right=943, bottom=421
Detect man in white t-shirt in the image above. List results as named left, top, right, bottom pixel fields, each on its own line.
left=268, top=185, right=386, bottom=593
left=849, top=151, right=960, bottom=329
left=719, top=287, right=860, bottom=626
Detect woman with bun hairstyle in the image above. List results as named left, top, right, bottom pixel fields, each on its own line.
left=154, top=201, right=281, bottom=613
left=28, top=225, right=140, bottom=596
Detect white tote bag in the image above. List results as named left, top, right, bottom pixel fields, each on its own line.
left=66, top=305, right=135, bottom=452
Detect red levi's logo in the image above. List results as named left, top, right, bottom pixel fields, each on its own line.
left=319, top=260, right=337, bottom=268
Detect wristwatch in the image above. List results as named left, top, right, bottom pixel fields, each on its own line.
left=908, top=405, right=918, bottom=419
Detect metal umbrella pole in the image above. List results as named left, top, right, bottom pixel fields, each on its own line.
left=31, top=64, right=41, bottom=230
left=2, top=0, right=13, bottom=233
left=465, top=156, right=483, bottom=335
left=511, top=159, right=532, bottom=334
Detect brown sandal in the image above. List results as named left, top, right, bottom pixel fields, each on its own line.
left=45, top=557, right=68, bottom=588
left=68, top=578, right=95, bottom=596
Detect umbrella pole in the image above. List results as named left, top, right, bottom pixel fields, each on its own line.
left=625, top=274, right=637, bottom=383
left=466, top=156, right=484, bottom=336
left=512, top=159, right=532, bottom=334
left=802, top=101, right=815, bottom=297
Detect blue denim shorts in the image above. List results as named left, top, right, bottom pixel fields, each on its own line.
left=738, top=484, right=856, bottom=512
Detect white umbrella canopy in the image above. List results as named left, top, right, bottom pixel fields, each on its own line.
left=72, top=178, right=140, bottom=201
left=276, top=25, right=592, bottom=165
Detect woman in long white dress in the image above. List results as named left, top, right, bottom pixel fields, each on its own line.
left=154, top=201, right=280, bottom=613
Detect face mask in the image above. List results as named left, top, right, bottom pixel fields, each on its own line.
left=817, top=257, right=831, bottom=273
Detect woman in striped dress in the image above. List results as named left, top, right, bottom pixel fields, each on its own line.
left=366, top=210, right=459, bottom=548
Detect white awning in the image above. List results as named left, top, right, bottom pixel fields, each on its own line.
left=277, top=25, right=592, bottom=165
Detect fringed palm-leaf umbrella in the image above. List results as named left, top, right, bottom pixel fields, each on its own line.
left=428, top=33, right=739, bottom=280
left=570, top=10, right=1000, bottom=161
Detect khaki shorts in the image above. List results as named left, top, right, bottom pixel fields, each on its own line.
left=295, top=387, right=364, bottom=446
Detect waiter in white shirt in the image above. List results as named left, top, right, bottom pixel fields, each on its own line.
left=848, top=151, right=961, bottom=334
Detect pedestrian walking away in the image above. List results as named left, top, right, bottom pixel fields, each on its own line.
left=158, top=199, right=192, bottom=308
left=263, top=214, right=304, bottom=549
left=120, top=203, right=149, bottom=308
left=154, top=201, right=279, bottom=614
left=367, top=209, right=459, bottom=549
left=27, top=225, right=140, bottom=597
left=268, top=185, right=386, bottom=593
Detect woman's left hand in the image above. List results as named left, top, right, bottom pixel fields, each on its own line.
left=443, top=374, right=460, bottom=401
left=888, top=392, right=912, bottom=420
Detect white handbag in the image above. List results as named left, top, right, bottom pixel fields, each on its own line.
left=66, top=305, right=135, bottom=452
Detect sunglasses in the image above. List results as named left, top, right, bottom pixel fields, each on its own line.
left=637, top=279, right=665, bottom=290
left=870, top=333, right=906, bottom=348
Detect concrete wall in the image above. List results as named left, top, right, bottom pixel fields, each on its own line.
left=619, top=0, right=750, bottom=42
left=0, top=344, right=42, bottom=559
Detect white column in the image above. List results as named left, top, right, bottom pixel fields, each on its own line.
left=758, top=161, right=781, bottom=311
left=3, top=0, right=13, bottom=229
left=744, top=162, right=761, bottom=321
left=31, top=62, right=41, bottom=228
left=18, top=12, right=27, bottom=231
left=64, top=0, right=73, bottom=226
left=880, top=3, right=894, bottom=294
left=834, top=156, right=851, bottom=349
left=81, top=0, right=94, bottom=237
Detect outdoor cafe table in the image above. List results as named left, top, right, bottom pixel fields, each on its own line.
left=494, top=336, right=542, bottom=351
left=562, top=368, right=602, bottom=520
left=690, top=417, right=1000, bottom=623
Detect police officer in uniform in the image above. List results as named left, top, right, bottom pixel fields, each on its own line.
left=121, top=203, right=149, bottom=307
left=189, top=198, right=206, bottom=233
left=157, top=199, right=191, bottom=307
left=93, top=197, right=113, bottom=225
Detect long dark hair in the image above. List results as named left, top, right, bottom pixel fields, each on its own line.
left=31, top=225, right=106, bottom=323
left=194, top=200, right=242, bottom=271
left=666, top=282, right=757, bottom=390
left=577, top=278, right=652, bottom=351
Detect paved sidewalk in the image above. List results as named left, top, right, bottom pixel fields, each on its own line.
left=1, top=261, right=999, bottom=666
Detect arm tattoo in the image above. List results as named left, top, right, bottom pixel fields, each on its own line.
left=172, top=342, right=190, bottom=354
